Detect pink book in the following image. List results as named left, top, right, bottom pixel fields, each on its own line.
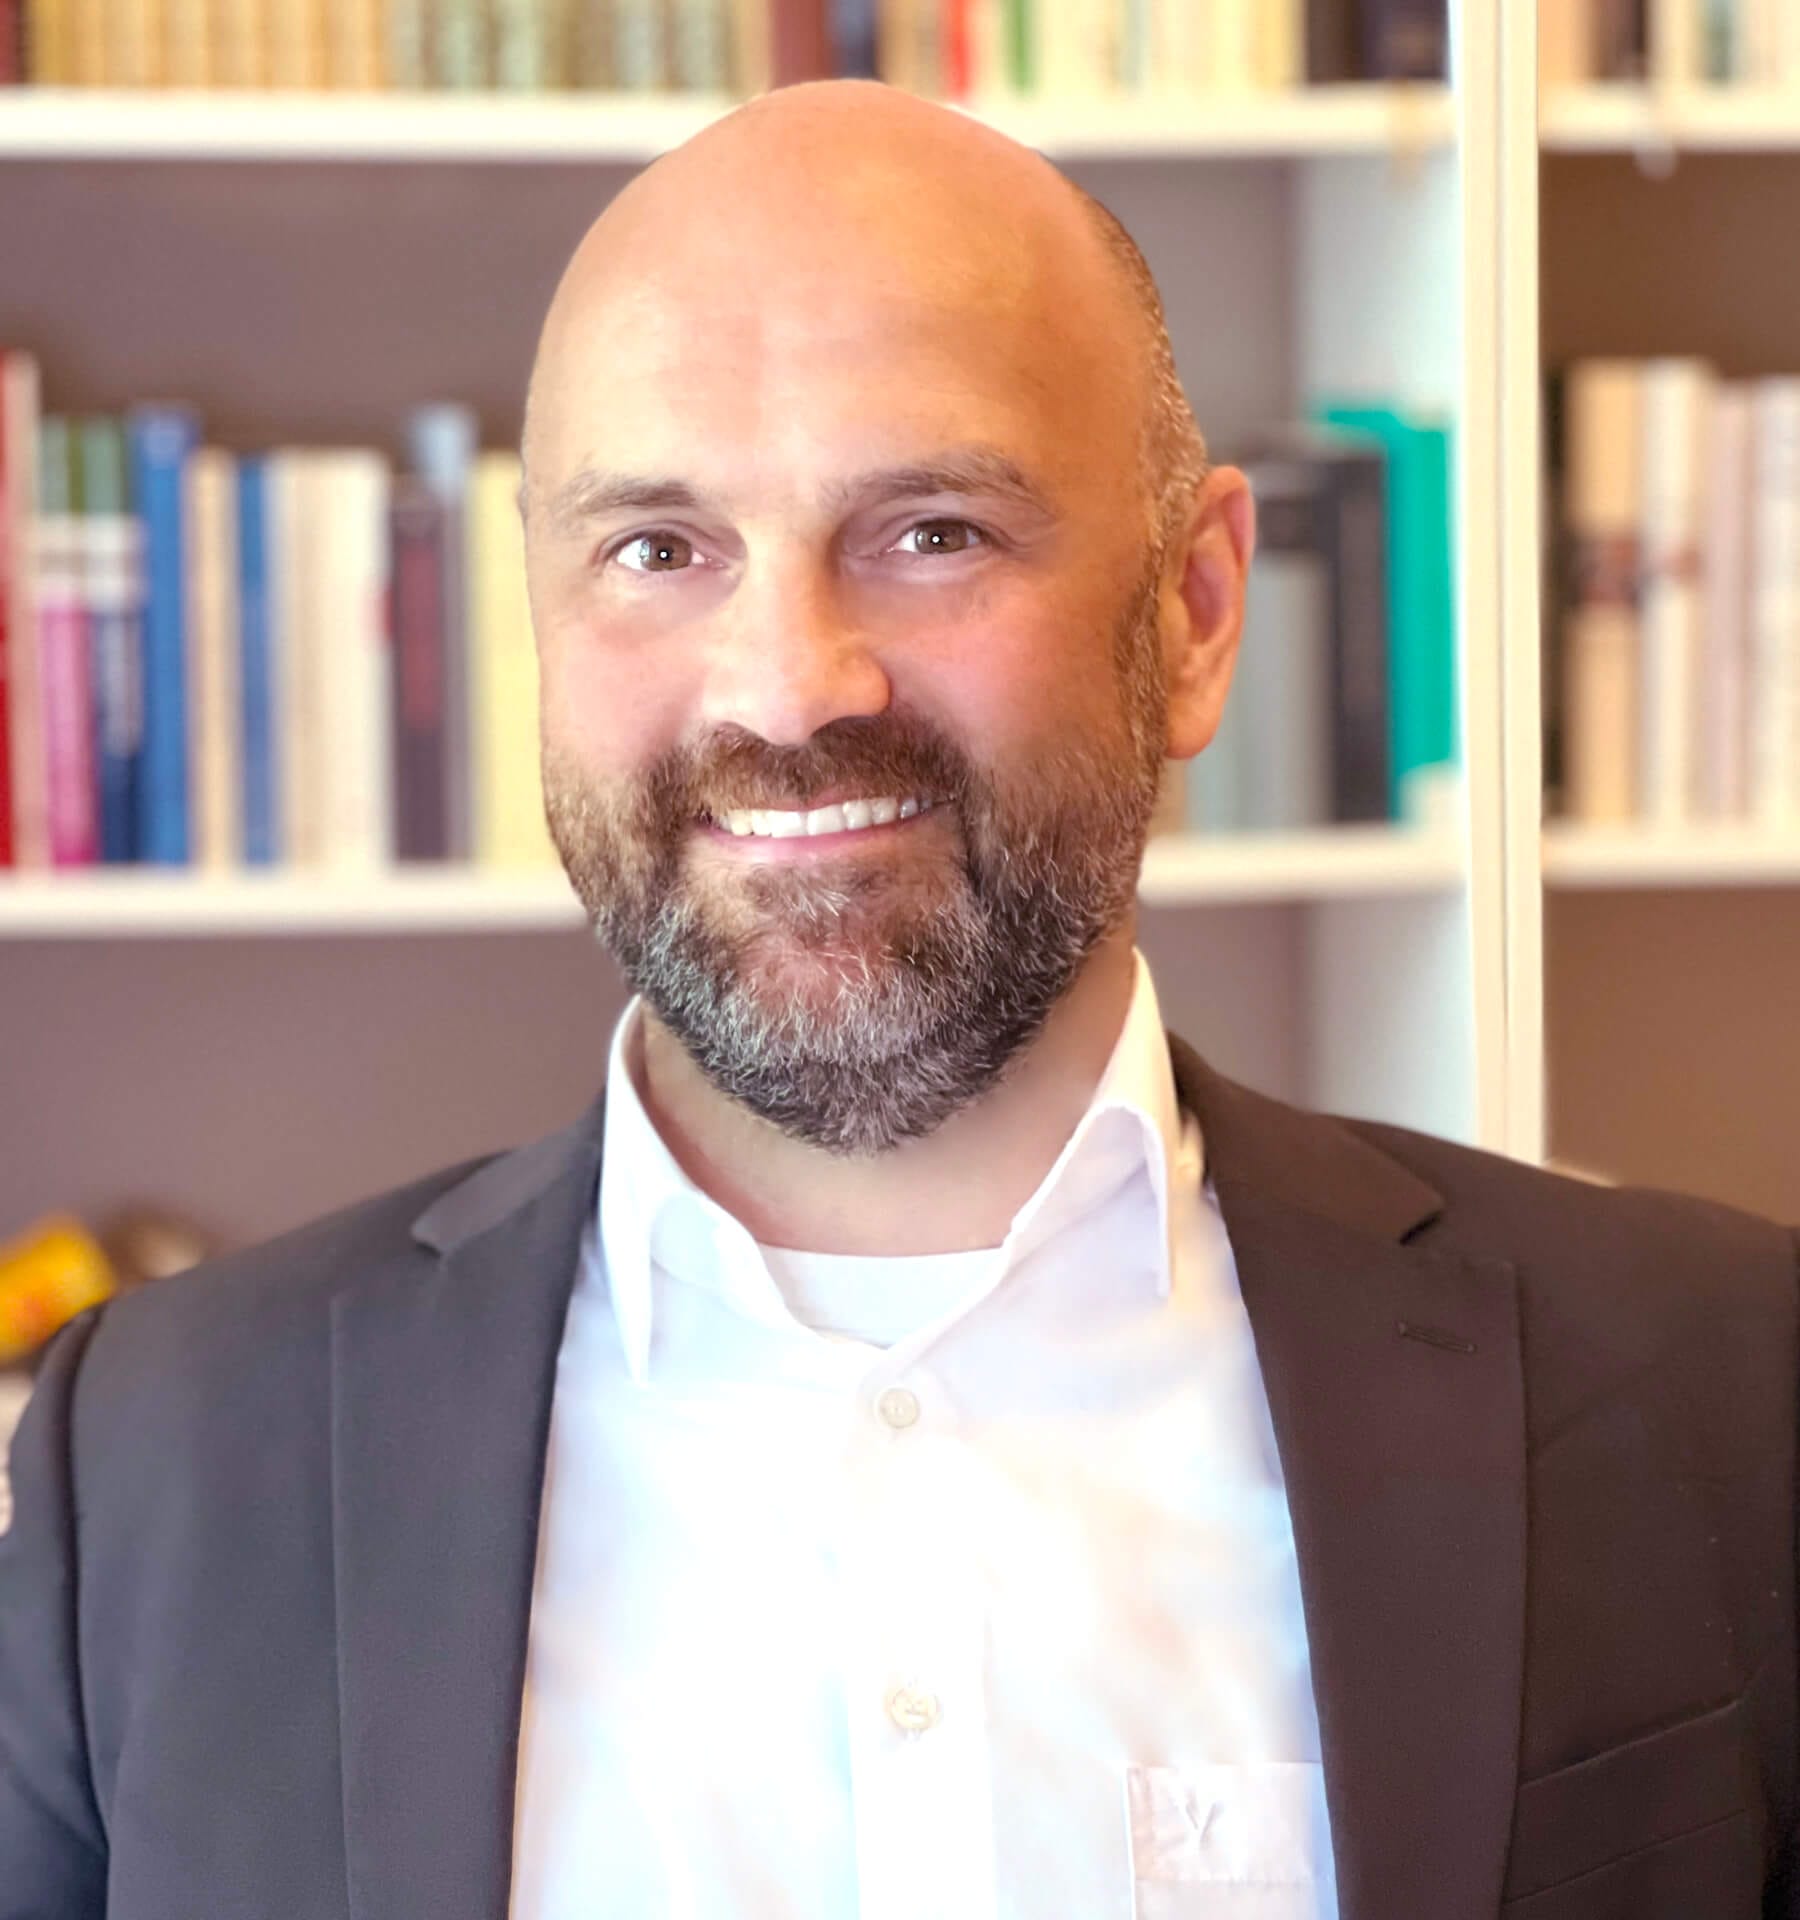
left=36, top=417, right=98, bottom=866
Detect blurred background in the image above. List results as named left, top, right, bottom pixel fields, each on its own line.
left=1, top=0, right=1796, bottom=1467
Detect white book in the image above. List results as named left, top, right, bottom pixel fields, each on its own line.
left=1148, top=0, right=1209, bottom=94
left=1737, top=0, right=1780, bottom=81
left=314, top=450, right=393, bottom=872
left=272, top=449, right=322, bottom=869
left=3, top=350, right=47, bottom=869
left=1039, top=0, right=1118, bottom=95
left=1697, top=383, right=1754, bottom=819
left=1637, top=358, right=1713, bottom=825
left=1561, top=360, right=1644, bottom=823
left=1649, top=0, right=1700, bottom=84
left=1748, top=379, right=1800, bottom=823
left=184, top=447, right=242, bottom=874
left=1209, top=0, right=1260, bottom=90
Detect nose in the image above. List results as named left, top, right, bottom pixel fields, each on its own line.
left=698, top=553, right=892, bottom=747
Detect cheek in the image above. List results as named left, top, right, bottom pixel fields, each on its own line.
left=537, top=615, right=691, bottom=771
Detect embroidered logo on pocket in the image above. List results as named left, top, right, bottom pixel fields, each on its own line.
left=1125, top=1760, right=1332, bottom=1900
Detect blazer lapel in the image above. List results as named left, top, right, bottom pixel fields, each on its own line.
left=1170, top=1038, right=1527, bottom=1920
left=331, top=1090, right=606, bottom=1920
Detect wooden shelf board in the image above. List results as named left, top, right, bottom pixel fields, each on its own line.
left=1542, top=824, right=1800, bottom=888
left=0, top=828, right=1464, bottom=935
left=0, top=84, right=1455, bottom=162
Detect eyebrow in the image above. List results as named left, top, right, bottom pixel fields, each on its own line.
left=538, top=443, right=1059, bottom=539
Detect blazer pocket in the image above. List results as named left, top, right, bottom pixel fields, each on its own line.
left=1126, top=1760, right=1334, bottom=1919
left=1500, top=1692, right=1759, bottom=1909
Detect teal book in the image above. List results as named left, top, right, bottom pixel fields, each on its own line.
left=1315, top=401, right=1458, bottom=823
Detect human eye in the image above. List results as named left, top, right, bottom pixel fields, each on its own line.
left=604, top=529, right=698, bottom=574
left=893, top=517, right=989, bottom=559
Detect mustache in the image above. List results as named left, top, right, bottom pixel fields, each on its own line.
left=648, top=716, right=977, bottom=819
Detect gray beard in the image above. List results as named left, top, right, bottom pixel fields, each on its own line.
left=600, top=831, right=1131, bottom=1157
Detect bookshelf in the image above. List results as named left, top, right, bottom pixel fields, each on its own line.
left=0, top=82, right=1456, bottom=159
left=1, top=0, right=1552, bottom=1251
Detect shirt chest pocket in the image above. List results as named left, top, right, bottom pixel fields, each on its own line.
left=1126, top=1760, right=1336, bottom=1919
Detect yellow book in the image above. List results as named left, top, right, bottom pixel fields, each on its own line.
left=469, top=452, right=558, bottom=869
left=70, top=0, right=109, bottom=81
left=186, top=447, right=242, bottom=871
left=166, top=0, right=216, bottom=83
left=28, top=0, right=77, bottom=81
left=107, top=0, right=167, bottom=84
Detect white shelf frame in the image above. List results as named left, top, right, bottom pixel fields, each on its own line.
left=1541, top=82, right=1800, bottom=152
left=0, top=828, right=1467, bottom=937
left=1543, top=824, right=1800, bottom=888
left=0, top=83, right=1456, bottom=162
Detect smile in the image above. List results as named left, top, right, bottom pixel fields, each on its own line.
left=708, top=797, right=935, bottom=840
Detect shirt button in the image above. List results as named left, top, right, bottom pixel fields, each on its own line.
left=885, top=1685, right=941, bottom=1733
left=876, top=1386, right=921, bottom=1430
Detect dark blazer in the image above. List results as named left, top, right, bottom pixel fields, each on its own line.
left=3, top=1037, right=1798, bottom=1920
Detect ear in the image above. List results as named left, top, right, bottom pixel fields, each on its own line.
left=1161, top=465, right=1256, bottom=762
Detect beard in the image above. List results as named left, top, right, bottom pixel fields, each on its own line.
left=543, top=553, right=1169, bottom=1157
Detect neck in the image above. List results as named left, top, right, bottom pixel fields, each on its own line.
left=634, top=929, right=1140, bottom=1256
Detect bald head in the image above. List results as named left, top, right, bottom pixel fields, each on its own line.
left=521, top=78, right=1206, bottom=557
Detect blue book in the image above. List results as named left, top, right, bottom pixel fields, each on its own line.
left=237, top=455, right=278, bottom=866
left=127, top=405, right=201, bottom=864
left=74, top=417, right=141, bottom=864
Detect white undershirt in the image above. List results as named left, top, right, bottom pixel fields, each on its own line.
left=509, top=952, right=1339, bottom=1919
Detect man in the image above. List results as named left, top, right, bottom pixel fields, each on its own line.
left=1, top=77, right=1796, bottom=1920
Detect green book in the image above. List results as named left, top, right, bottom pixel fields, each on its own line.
left=1315, top=400, right=1458, bottom=824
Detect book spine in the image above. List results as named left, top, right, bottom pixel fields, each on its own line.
left=1148, top=0, right=1208, bottom=93
left=1636, top=357, right=1712, bottom=826
left=1748, top=378, right=1800, bottom=824
left=610, top=0, right=661, bottom=82
left=668, top=0, right=728, bottom=85
left=3, top=351, right=46, bottom=868
left=25, top=0, right=76, bottom=79
left=1539, top=0, right=1595, bottom=86
left=1590, top=0, right=1648, bottom=78
left=1323, top=448, right=1391, bottom=822
left=274, top=450, right=320, bottom=866
left=1699, top=0, right=1733, bottom=81
left=165, top=0, right=214, bottom=84
left=1358, top=0, right=1448, bottom=80
left=432, top=0, right=487, bottom=84
left=491, top=0, right=544, bottom=85
left=829, top=0, right=876, bottom=76
left=385, top=0, right=429, bottom=84
left=268, top=0, right=326, bottom=84
left=316, top=451, right=392, bottom=871
left=76, top=414, right=144, bottom=866
left=1561, top=359, right=1643, bottom=822
left=1231, top=462, right=1334, bottom=829
left=939, top=0, right=971, bottom=91
left=186, top=446, right=240, bottom=872
left=1305, top=0, right=1357, bottom=80
left=325, top=0, right=385, bottom=84
left=237, top=454, right=278, bottom=864
left=127, top=405, right=199, bottom=864
left=469, top=450, right=557, bottom=866
left=1209, top=0, right=1260, bottom=91
left=1697, top=383, right=1752, bottom=819
left=1256, top=0, right=1302, bottom=87
left=390, top=477, right=448, bottom=860
left=0, top=357, right=15, bottom=865
left=1648, top=0, right=1698, bottom=84
left=35, top=445, right=97, bottom=866
left=407, top=404, right=476, bottom=861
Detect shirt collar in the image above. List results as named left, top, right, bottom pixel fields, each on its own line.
left=595, top=949, right=1203, bottom=1385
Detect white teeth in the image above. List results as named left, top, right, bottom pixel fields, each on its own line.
left=714, top=796, right=929, bottom=838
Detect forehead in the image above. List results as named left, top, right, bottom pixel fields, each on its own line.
left=536, top=235, right=1134, bottom=508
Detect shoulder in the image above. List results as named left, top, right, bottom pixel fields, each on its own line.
left=61, top=1144, right=507, bottom=1436
left=1340, top=1108, right=1798, bottom=1320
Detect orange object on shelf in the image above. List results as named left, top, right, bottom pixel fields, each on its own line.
left=0, top=1215, right=117, bottom=1365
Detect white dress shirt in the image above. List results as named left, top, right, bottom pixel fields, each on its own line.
left=509, top=952, right=1340, bottom=1920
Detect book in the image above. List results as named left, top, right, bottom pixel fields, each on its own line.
left=313, top=449, right=392, bottom=870
left=1359, top=0, right=1448, bottom=80
left=407, top=404, right=476, bottom=861
left=390, top=474, right=449, bottom=860
left=3, top=350, right=45, bottom=868
left=272, top=448, right=322, bottom=864
left=1560, top=359, right=1642, bottom=822
left=186, top=445, right=241, bottom=872
left=468, top=450, right=558, bottom=867
left=1223, top=449, right=1335, bottom=829
left=1317, top=400, right=1457, bottom=824
left=1636, top=358, right=1713, bottom=825
left=237, top=453, right=279, bottom=863
left=34, top=417, right=97, bottom=866
left=1748, top=378, right=1800, bottom=823
left=127, top=404, right=201, bottom=864
left=1696, top=381, right=1752, bottom=819
left=75, top=416, right=144, bottom=864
